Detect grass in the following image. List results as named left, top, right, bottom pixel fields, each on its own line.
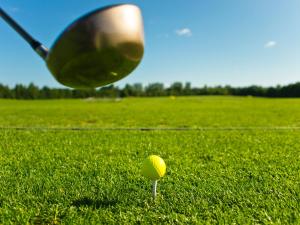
left=1, top=96, right=300, bottom=128
left=0, top=96, right=300, bottom=224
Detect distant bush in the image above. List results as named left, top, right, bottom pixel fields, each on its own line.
left=1, top=82, right=300, bottom=99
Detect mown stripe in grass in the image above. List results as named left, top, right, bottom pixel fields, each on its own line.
left=1, top=126, right=300, bottom=131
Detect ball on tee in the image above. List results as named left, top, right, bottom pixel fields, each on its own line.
left=142, top=155, right=166, bottom=180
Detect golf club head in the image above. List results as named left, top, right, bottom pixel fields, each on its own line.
left=46, top=4, right=144, bottom=89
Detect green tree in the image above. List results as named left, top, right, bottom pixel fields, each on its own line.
left=0, top=84, right=12, bottom=98
left=183, top=82, right=192, bottom=95
left=145, top=83, right=165, bottom=96
left=27, top=83, right=39, bottom=99
left=14, top=84, right=27, bottom=99
left=169, top=82, right=183, bottom=96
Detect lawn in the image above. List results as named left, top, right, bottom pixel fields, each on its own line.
left=0, top=97, right=299, bottom=224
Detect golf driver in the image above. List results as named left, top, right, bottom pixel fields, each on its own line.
left=0, top=4, right=144, bottom=88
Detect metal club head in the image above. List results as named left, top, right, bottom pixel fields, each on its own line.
left=0, top=4, right=144, bottom=89
left=47, top=4, right=144, bottom=89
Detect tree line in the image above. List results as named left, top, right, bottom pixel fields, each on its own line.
left=0, top=82, right=300, bottom=99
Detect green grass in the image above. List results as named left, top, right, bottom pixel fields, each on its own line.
left=0, top=97, right=300, bottom=224
left=1, top=96, right=300, bottom=128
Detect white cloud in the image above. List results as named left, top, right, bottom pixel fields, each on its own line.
left=176, top=28, right=192, bottom=37
left=264, top=41, right=277, bottom=48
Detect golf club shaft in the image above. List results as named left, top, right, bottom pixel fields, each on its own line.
left=0, top=7, right=48, bottom=59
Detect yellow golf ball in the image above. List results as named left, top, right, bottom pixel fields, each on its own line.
left=142, top=155, right=166, bottom=180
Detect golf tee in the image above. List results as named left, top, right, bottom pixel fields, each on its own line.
left=152, top=180, right=158, bottom=199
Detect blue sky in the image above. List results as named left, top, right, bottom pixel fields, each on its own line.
left=1, top=0, right=300, bottom=88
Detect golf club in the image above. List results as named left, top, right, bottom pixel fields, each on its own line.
left=0, top=4, right=144, bottom=89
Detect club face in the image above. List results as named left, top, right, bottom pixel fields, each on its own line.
left=46, top=4, right=144, bottom=89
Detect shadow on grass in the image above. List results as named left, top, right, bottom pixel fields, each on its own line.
left=71, top=197, right=118, bottom=209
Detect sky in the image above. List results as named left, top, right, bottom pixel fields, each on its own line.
left=1, top=0, right=300, bottom=88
